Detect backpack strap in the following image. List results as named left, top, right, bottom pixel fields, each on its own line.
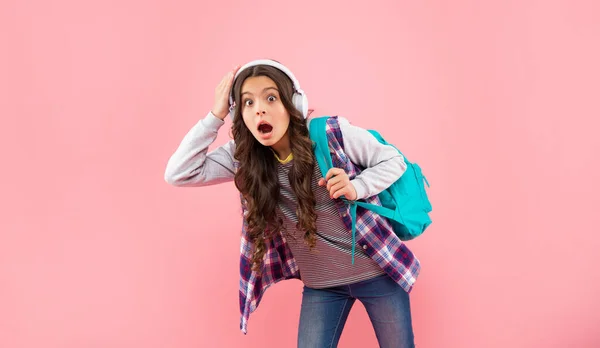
left=309, top=116, right=410, bottom=263
left=308, top=116, right=332, bottom=179
left=309, top=116, right=362, bottom=264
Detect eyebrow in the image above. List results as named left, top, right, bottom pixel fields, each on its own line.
left=241, top=87, right=279, bottom=96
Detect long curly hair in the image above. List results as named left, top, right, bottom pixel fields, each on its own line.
left=231, top=65, right=317, bottom=272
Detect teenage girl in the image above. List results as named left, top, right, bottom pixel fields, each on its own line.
left=165, top=59, right=420, bottom=347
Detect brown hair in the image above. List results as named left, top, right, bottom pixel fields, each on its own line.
left=231, top=65, right=317, bottom=272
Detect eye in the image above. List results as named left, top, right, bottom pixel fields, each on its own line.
left=244, top=99, right=253, bottom=106
left=267, top=95, right=277, bottom=102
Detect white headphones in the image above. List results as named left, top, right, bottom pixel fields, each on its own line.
left=228, top=59, right=309, bottom=120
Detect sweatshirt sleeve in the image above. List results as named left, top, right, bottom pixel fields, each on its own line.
left=164, top=111, right=237, bottom=187
left=337, top=117, right=407, bottom=200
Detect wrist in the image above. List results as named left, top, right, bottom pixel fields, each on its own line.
left=204, top=111, right=226, bottom=130
left=211, top=110, right=227, bottom=120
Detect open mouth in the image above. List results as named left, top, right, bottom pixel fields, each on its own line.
left=257, top=121, right=273, bottom=134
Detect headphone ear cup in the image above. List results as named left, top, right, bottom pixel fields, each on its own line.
left=301, top=93, right=308, bottom=117
left=292, top=92, right=308, bottom=118
left=228, top=104, right=236, bottom=121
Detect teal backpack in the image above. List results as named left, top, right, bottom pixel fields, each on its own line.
left=309, top=116, right=432, bottom=261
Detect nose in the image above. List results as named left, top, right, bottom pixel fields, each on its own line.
left=254, top=100, right=267, bottom=116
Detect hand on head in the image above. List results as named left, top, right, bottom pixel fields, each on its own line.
left=211, top=65, right=241, bottom=120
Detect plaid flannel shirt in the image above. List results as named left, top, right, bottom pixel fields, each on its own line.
left=236, top=116, right=421, bottom=334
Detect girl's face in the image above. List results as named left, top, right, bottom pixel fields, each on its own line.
left=240, top=75, right=291, bottom=150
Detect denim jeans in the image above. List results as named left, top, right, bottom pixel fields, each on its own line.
left=297, top=274, right=415, bottom=348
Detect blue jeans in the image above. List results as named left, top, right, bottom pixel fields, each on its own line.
left=297, top=274, right=415, bottom=348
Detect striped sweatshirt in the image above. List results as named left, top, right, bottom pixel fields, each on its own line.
left=164, top=111, right=407, bottom=288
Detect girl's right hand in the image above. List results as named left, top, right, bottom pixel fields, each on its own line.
left=211, top=65, right=241, bottom=120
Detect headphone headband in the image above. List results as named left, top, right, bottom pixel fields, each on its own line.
left=228, top=59, right=308, bottom=119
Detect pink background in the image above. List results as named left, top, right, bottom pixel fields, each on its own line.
left=2, top=0, right=600, bottom=347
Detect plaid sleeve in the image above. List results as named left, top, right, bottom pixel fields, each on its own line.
left=324, top=116, right=421, bottom=293
left=237, top=195, right=300, bottom=334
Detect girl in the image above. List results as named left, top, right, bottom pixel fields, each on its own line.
left=164, top=59, right=420, bottom=347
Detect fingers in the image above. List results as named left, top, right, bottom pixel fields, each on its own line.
left=216, top=75, right=229, bottom=93
left=331, top=186, right=351, bottom=199
left=225, top=71, right=235, bottom=87
left=228, top=65, right=241, bottom=84
left=212, top=65, right=241, bottom=119
left=321, top=168, right=354, bottom=199
left=226, top=70, right=235, bottom=85
left=220, top=65, right=242, bottom=96
left=220, top=65, right=240, bottom=87
left=326, top=175, right=347, bottom=192
left=325, top=169, right=348, bottom=191
left=319, top=168, right=350, bottom=198
left=328, top=181, right=347, bottom=198
left=325, top=167, right=344, bottom=181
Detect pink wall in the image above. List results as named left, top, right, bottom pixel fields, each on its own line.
left=2, top=0, right=600, bottom=347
